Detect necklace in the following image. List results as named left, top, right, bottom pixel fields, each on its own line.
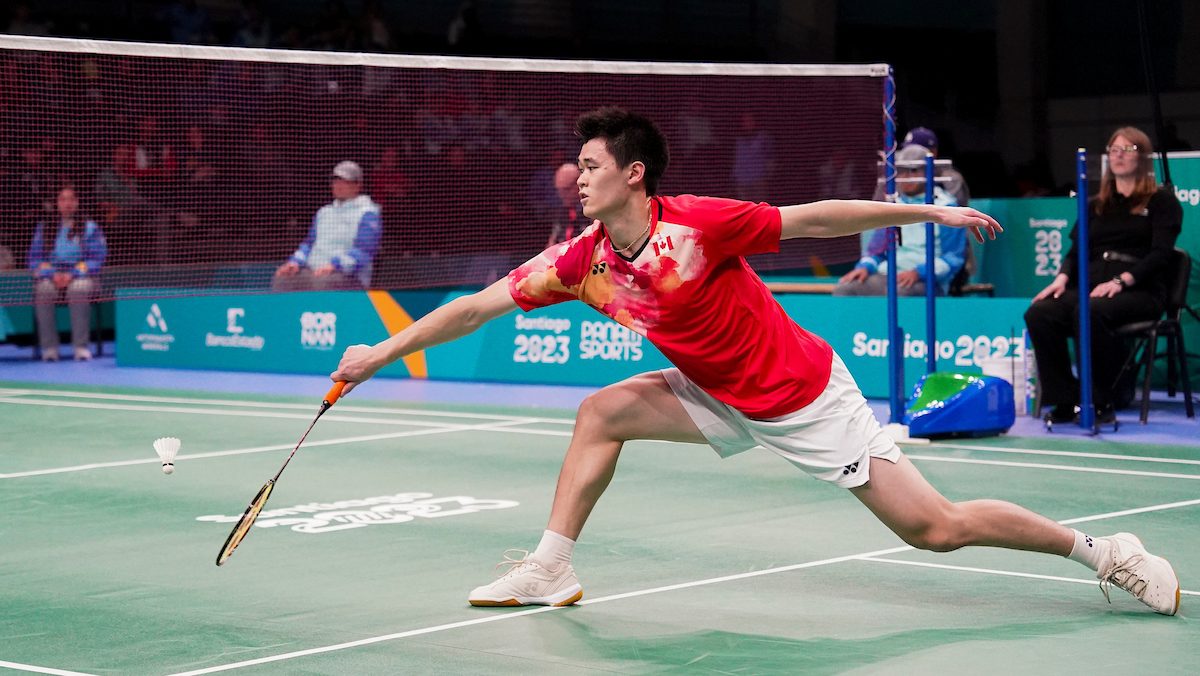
left=612, top=200, right=654, bottom=253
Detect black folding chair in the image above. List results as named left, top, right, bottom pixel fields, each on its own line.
left=1112, top=247, right=1195, bottom=424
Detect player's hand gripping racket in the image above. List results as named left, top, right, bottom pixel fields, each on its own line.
left=215, top=381, right=346, bottom=566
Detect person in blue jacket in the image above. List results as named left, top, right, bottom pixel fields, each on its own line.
left=834, top=143, right=966, bottom=296
left=273, top=161, right=382, bottom=291
left=29, top=185, right=108, bottom=361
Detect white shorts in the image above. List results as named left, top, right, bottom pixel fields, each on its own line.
left=663, top=353, right=902, bottom=489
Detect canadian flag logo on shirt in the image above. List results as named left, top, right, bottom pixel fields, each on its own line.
left=651, top=233, right=675, bottom=257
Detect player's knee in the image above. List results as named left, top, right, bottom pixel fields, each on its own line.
left=908, top=528, right=963, bottom=553
left=576, top=389, right=626, bottom=434
left=900, top=511, right=969, bottom=553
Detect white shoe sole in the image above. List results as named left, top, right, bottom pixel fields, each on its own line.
left=469, top=584, right=583, bottom=607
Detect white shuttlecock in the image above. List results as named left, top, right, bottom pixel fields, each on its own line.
left=153, top=437, right=181, bottom=475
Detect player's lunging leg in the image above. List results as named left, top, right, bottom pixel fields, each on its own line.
left=853, top=455, right=1180, bottom=615
left=468, top=372, right=706, bottom=607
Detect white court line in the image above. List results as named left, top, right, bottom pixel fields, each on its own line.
left=0, top=660, right=96, bottom=676
left=0, top=388, right=575, bottom=424
left=6, top=389, right=1198, bottom=468
left=906, top=454, right=1200, bottom=481
left=929, top=442, right=1200, bottom=467
left=0, top=396, right=540, bottom=430
left=859, top=557, right=1200, bottom=597
left=164, top=494, right=1200, bottom=675
left=165, top=545, right=916, bottom=676
left=4, top=395, right=1199, bottom=483
left=1057, top=497, right=1200, bottom=525
left=0, top=420, right=537, bottom=479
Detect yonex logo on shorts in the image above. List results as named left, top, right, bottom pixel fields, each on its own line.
left=842, top=462, right=860, bottom=476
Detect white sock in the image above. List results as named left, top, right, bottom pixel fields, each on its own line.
left=1066, top=529, right=1110, bottom=571
left=532, top=529, right=575, bottom=570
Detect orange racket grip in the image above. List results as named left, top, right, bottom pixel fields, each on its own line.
left=323, top=381, right=347, bottom=407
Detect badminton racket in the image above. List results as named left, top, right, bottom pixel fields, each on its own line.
left=215, top=381, right=346, bottom=566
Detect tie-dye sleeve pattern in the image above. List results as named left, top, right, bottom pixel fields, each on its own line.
left=507, top=235, right=593, bottom=311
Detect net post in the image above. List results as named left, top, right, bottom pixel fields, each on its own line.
left=884, top=69, right=904, bottom=423
left=924, top=152, right=937, bottom=374
left=1076, top=148, right=1095, bottom=431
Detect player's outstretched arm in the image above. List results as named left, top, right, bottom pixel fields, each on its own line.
left=779, top=200, right=1002, bottom=243
left=331, top=279, right=519, bottom=393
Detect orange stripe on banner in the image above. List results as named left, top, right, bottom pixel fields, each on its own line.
left=366, top=290, right=427, bottom=378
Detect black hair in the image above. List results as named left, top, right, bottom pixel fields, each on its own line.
left=575, top=106, right=669, bottom=195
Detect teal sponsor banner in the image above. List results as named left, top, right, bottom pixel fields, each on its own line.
left=970, top=197, right=1075, bottom=298
left=427, top=295, right=672, bottom=385
left=117, top=290, right=413, bottom=378
left=1161, top=154, right=1200, bottom=385
left=118, top=289, right=1028, bottom=399
left=776, top=296, right=1030, bottom=397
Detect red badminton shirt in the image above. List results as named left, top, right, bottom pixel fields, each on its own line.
left=507, top=194, right=834, bottom=418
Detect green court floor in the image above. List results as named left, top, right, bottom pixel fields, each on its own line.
left=1, top=383, right=1198, bottom=675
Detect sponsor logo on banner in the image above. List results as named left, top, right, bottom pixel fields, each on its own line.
left=136, top=303, right=175, bottom=351
left=300, top=311, right=338, bottom=349
left=195, top=492, right=519, bottom=534
left=1028, top=218, right=1068, bottom=229
left=205, top=307, right=265, bottom=350
left=513, top=315, right=572, bottom=363
left=1175, top=185, right=1200, bottom=207
left=580, top=320, right=643, bottom=361
left=851, top=330, right=1023, bottom=367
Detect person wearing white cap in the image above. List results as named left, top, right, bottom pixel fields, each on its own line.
left=835, top=143, right=966, bottom=297
left=273, top=160, right=382, bottom=291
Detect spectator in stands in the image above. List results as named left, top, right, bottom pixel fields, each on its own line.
left=93, top=144, right=144, bottom=230
left=446, top=1, right=481, bottom=54
left=14, top=139, right=57, bottom=222
left=543, top=162, right=590, bottom=246
left=731, top=111, right=774, bottom=201
left=159, top=0, right=213, bottom=44
left=273, top=161, right=381, bottom=291
left=28, top=185, right=107, bottom=361
left=367, top=146, right=408, bottom=210
left=231, top=1, right=272, bottom=49
left=1024, top=126, right=1183, bottom=425
left=361, top=0, right=392, bottom=51
left=7, top=2, right=50, bottom=36
left=902, top=127, right=970, bottom=206
left=176, top=124, right=220, bottom=256
left=119, top=116, right=178, bottom=262
left=834, top=143, right=965, bottom=297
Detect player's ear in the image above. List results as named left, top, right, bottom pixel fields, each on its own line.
left=626, top=160, right=646, bottom=188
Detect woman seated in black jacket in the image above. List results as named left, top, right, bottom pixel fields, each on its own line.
left=1025, top=126, right=1183, bottom=424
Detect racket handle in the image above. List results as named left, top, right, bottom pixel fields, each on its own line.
left=324, top=381, right=346, bottom=408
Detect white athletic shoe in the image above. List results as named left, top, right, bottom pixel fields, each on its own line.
left=1096, top=533, right=1180, bottom=615
left=468, top=549, right=583, bottom=607
left=73, top=347, right=93, bottom=361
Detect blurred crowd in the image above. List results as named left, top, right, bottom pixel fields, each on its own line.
left=0, top=43, right=874, bottom=280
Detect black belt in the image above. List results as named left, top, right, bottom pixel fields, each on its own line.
left=1101, top=251, right=1141, bottom=264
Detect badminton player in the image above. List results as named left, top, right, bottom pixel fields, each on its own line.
left=332, top=107, right=1180, bottom=615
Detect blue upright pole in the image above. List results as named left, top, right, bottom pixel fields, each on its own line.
left=1076, top=148, right=1095, bottom=431
left=883, top=70, right=903, bottom=422
left=924, top=153, right=937, bottom=374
